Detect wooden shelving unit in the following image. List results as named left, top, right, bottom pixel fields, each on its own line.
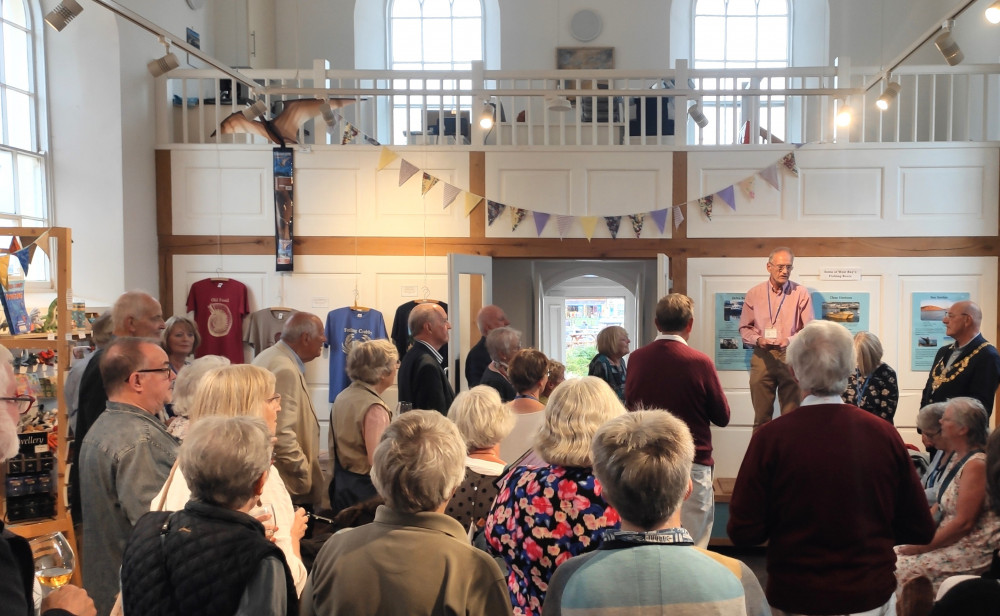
left=0, top=227, right=76, bottom=566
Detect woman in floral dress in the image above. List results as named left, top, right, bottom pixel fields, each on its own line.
left=485, top=377, right=626, bottom=615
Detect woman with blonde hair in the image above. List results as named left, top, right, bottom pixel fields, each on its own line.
left=329, top=339, right=399, bottom=514
left=842, top=331, right=898, bottom=423
left=486, top=376, right=626, bottom=614
left=498, top=348, right=549, bottom=463
left=151, top=364, right=308, bottom=596
left=588, top=325, right=630, bottom=403
left=161, top=315, right=200, bottom=376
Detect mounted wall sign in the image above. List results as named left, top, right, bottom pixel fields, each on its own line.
left=570, top=10, right=603, bottom=42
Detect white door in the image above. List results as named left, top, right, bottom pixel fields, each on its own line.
left=447, top=254, right=493, bottom=393
left=657, top=253, right=671, bottom=298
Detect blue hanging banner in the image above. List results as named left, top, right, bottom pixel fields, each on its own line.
left=273, top=147, right=294, bottom=272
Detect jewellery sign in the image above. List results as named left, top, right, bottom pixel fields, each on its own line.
left=911, top=292, right=969, bottom=371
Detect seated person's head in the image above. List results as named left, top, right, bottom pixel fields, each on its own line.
left=536, top=376, right=626, bottom=467
left=508, top=348, right=549, bottom=394
left=371, top=410, right=465, bottom=514
left=181, top=415, right=272, bottom=510
left=786, top=320, right=854, bottom=396
left=591, top=410, right=694, bottom=530
left=449, top=385, right=513, bottom=453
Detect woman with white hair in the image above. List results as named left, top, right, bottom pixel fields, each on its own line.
left=301, top=411, right=510, bottom=615
left=485, top=376, right=626, bottom=615
left=329, top=339, right=399, bottom=514
left=842, top=331, right=898, bottom=423
left=122, top=416, right=297, bottom=616
left=445, top=386, right=514, bottom=531
left=588, top=325, right=630, bottom=403
left=479, top=326, right=520, bottom=403
left=917, top=402, right=952, bottom=505
left=151, top=364, right=308, bottom=596
left=896, top=397, right=1000, bottom=594
left=165, top=354, right=230, bottom=440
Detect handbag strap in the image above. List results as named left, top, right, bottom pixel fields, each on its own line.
left=936, top=450, right=983, bottom=506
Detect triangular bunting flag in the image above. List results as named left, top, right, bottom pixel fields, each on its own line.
left=341, top=123, right=360, bottom=145
left=463, top=193, right=482, bottom=217
left=510, top=207, right=526, bottom=232
left=31, top=230, right=49, bottom=259
left=650, top=208, right=668, bottom=233
left=760, top=164, right=781, bottom=190
left=698, top=195, right=714, bottom=220
left=398, top=160, right=420, bottom=186
left=628, top=214, right=644, bottom=238
left=580, top=217, right=599, bottom=241
left=442, top=183, right=461, bottom=209
left=421, top=173, right=440, bottom=196
left=717, top=185, right=736, bottom=211
left=673, top=205, right=685, bottom=229
left=13, top=247, right=31, bottom=276
left=377, top=147, right=399, bottom=171
left=780, top=152, right=799, bottom=176
left=604, top=216, right=621, bottom=239
left=556, top=216, right=574, bottom=239
left=0, top=255, right=8, bottom=288
left=487, top=200, right=505, bottom=226
left=738, top=176, right=756, bottom=201
left=532, top=212, right=550, bottom=236
left=25, top=244, right=38, bottom=267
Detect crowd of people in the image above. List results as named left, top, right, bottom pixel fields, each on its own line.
left=4, top=247, right=1000, bottom=615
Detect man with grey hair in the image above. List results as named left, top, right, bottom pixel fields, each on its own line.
left=920, top=300, right=1000, bottom=418
left=398, top=303, right=455, bottom=415
left=729, top=320, right=934, bottom=616
left=466, top=304, right=510, bottom=387
left=625, top=293, right=730, bottom=547
left=253, top=311, right=326, bottom=509
left=80, top=337, right=178, bottom=615
left=544, top=411, right=767, bottom=616
left=71, top=291, right=166, bottom=525
left=739, top=247, right=813, bottom=430
left=301, top=410, right=511, bottom=615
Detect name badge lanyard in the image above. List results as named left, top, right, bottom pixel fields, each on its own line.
left=767, top=286, right=788, bottom=330
left=856, top=371, right=875, bottom=406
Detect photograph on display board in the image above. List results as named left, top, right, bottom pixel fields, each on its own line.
left=810, top=292, right=869, bottom=335
left=911, top=292, right=970, bottom=371
left=714, top=293, right=753, bottom=371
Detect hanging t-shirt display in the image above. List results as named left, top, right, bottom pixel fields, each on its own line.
left=325, top=307, right=388, bottom=401
left=186, top=278, right=249, bottom=364
left=390, top=300, right=448, bottom=361
left=245, top=307, right=296, bottom=358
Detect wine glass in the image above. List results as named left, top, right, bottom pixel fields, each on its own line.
left=29, top=532, right=75, bottom=590
left=250, top=503, right=277, bottom=539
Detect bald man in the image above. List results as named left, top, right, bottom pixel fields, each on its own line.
left=920, top=300, right=1000, bottom=417
left=465, top=305, right=510, bottom=388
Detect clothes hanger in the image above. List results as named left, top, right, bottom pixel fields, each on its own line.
left=350, top=289, right=370, bottom=312
left=210, top=267, right=228, bottom=282
left=413, top=286, right=439, bottom=304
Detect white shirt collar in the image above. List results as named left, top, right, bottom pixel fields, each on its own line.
left=654, top=333, right=688, bottom=345
left=800, top=393, right=843, bottom=407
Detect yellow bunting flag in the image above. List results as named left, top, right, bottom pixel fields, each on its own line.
left=0, top=254, right=9, bottom=288
left=579, top=216, right=599, bottom=242
left=463, top=193, right=482, bottom=217
left=376, top=147, right=398, bottom=171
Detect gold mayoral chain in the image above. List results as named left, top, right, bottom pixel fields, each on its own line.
left=930, top=342, right=990, bottom=393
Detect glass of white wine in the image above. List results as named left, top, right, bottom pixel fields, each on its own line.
left=29, top=531, right=75, bottom=590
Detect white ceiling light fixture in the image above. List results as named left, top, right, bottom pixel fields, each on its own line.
left=835, top=98, right=853, bottom=127
left=687, top=100, right=709, bottom=129
left=44, top=0, right=83, bottom=31
left=479, top=100, right=495, bottom=130
left=875, top=80, right=901, bottom=111
left=570, top=10, right=603, bottom=42
left=986, top=1, right=1000, bottom=24
left=545, top=94, right=572, bottom=112
left=934, top=20, right=965, bottom=66
left=147, top=36, right=179, bottom=77
left=242, top=99, right=268, bottom=120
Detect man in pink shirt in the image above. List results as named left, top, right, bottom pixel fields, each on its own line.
left=738, top=247, right=813, bottom=429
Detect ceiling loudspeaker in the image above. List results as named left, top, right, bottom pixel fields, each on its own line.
left=570, top=10, right=603, bottom=42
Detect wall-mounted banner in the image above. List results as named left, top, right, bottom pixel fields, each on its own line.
left=811, top=291, right=869, bottom=335
left=714, top=293, right=752, bottom=371
left=911, top=292, right=969, bottom=371
left=273, top=147, right=294, bottom=271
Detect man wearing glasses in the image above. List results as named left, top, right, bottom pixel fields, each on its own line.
left=920, top=300, right=1000, bottom=418
left=79, top=338, right=178, bottom=616
left=739, top=247, right=814, bottom=430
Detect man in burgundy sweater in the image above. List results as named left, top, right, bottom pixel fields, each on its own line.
left=728, top=320, right=935, bottom=616
left=625, top=293, right=730, bottom=547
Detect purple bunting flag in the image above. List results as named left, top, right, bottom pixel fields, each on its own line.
left=532, top=212, right=550, bottom=236
left=649, top=208, right=669, bottom=233
left=717, top=185, right=736, bottom=210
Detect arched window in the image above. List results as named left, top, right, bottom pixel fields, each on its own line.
left=388, top=0, right=484, bottom=144
left=694, top=0, right=789, bottom=69
left=1, top=0, right=47, bottom=228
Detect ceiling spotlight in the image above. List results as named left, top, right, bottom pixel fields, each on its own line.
left=987, top=1, right=1000, bottom=24
left=835, top=100, right=853, bottom=127
left=147, top=53, right=179, bottom=77
left=688, top=102, right=709, bottom=129
left=545, top=94, right=572, bottom=113
left=479, top=100, right=495, bottom=130
left=875, top=81, right=901, bottom=111
left=319, top=101, right=337, bottom=126
left=934, top=20, right=964, bottom=66
left=242, top=99, right=268, bottom=120
left=44, top=0, right=83, bottom=32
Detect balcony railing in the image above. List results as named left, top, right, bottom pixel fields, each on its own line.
left=157, top=60, right=1000, bottom=148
